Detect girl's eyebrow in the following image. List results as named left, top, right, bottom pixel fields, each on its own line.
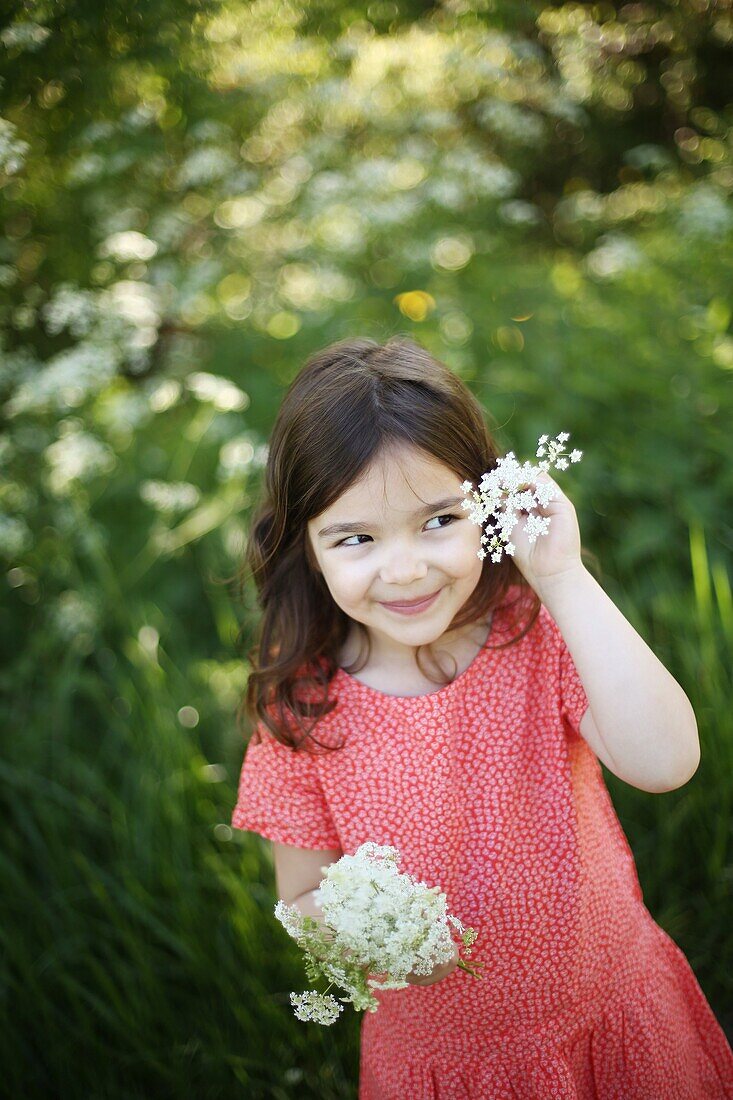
left=317, top=495, right=465, bottom=539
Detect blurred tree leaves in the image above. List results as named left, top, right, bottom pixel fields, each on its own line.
left=1, top=2, right=732, bottom=1093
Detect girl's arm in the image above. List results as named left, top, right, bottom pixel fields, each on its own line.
left=273, top=841, right=343, bottom=905
left=290, top=887, right=331, bottom=935
left=537, top=564, right=700, bottom=794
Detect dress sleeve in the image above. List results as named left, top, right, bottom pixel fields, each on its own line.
left=231, top=726, right=342, bottom=850
left=540, top=603, right=590, bottom=739
left=558, top=631, right=591, bottom=738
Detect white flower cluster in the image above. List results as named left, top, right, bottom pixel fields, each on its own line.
left=288, top=990, right=344, bottom=1026
left=461, top=432, right=583, bottom=562
left=475, top=100, right=545, bottom=146
left=0, top=22, right=51, bottom=52
left=0, top=514, right=33, bottom=559
left=0, top=117, right=30, bottom=176
left=99, top=231, right=158, bottom=263
left=175, top=146, right=236, bottom=189
left=42, top=284, right=98, bottom=338
left=677, top=183, right=733, bottom=240
left=275, top=842, right=481, bottom=1026
left=50, top=590, right=99, bottom=641
left=43, top=430, right=117, bottom=496
left=5, top=344, right=118, bottom=417
left=139, top=480, right=201, bottom=514
left=185, top=371, right=249, bottom=412
left=5, top=280, right=164, bottom=417
left=585, top=233, right=643, bottom=280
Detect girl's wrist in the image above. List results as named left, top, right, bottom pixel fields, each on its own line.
left=533, top=562, right=588, bottom=606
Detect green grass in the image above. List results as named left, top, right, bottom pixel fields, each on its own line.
left=2, top=499, right=731, bottom=1095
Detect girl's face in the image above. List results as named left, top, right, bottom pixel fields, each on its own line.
left=306, top=443, right=484, bottom=661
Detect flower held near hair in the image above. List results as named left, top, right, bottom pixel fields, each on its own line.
left=274, top=842, right=483, bottom=1026
left=460, top=432, right=583, bottom=563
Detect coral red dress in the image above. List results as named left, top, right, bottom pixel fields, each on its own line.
left=232, top=585, right=733, bottom=1099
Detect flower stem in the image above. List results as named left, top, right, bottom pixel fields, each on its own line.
left=457, top=958, right=485, bottom=979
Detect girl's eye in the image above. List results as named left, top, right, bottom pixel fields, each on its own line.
left=335, top=514, right=458, bottom=548
left=336, top=533, right=372, bottom=548
left=425, top=513, right=457, bottom=532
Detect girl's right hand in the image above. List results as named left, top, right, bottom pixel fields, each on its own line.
left=361, top=942, right=462, bottom=987
left=404, top=941, right=460, bottom=987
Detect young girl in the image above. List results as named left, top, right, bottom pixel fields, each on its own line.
left=231, top=335, right=733, bottom=1099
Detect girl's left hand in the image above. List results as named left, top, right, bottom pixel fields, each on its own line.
left=498, top=470, right=583, bottom=594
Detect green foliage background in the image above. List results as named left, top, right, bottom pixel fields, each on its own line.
left=1, top=0, right=732, bottom=1095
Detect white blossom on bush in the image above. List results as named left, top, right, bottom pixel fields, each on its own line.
left=677, top=185, right=733, bottom=239
left=5, top=345, right=120, bottom=416
left=175, top=146, right=237, bottom=189
left=217, top=436, right=256, bottom=480
left=185, top=372, right=249, bottom=412
left=99, top=231, right=159, bottom=263
left=42, top=284, right=98, bottom=338
left=49, top=590, right=99, bottom=641
left=0, top=22, right=51, bottom=51
left=0, top=515, right=33, bottom=558
left=585, top=234, right=644, bottom=280
left=65, top=153, right=107, bottom=186
left=146, top=379, right=182, bottom=413
left=139, top=480, right=201, bottom=514
left=43, top=430, right=117, bottom=495
left=0, top=117, right=30, bottom=175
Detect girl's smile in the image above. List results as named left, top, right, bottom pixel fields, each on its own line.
left=379, top=587, right=443, bottom=614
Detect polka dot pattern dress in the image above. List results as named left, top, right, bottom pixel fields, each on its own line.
left=232, top=585, right=733, bottom=1099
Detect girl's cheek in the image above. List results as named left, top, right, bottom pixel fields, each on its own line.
left=331, top=559, right=370, bottom=596
left=445, top=531, right=480, bottom=569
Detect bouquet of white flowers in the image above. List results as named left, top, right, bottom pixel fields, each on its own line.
left=274, top=842, right=483, bottom=1026
left=460, top=431, right=583, bottom=562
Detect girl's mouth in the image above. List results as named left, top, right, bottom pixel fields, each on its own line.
left=379, top=588, right=442, bottom=615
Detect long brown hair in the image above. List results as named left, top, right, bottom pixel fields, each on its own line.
left=237, top=335, right=543, bottom=752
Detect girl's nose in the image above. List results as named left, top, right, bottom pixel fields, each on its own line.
left=379, top=547, right=429, bottom=586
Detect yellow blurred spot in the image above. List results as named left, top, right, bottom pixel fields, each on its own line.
left=39, top=81, right=66, bottom=108
left=267, top=311, right=300, bottom=339
left=389, top=158, right=427, bottom=190
left=551, top=261, right=582, bottom=297
left=494, top=326, right=525, bottom=353
left=712, top=337, right=733, bottom=370
left=182, top=194, right=211, bottom=218
left=394, top=290, right=436, bottom=322
left=699, top=137, right=727, bottom=163
left=214, top=196, right=265, bottom=229
left=706, top=297, right=731, bottom=333
left=218, top=274, right=252, bottom=321
left=510, top=312, right=533, bottom=322
left=604, top=86, right=633, bottom=112
left=217, top=274, right=252, bottom=303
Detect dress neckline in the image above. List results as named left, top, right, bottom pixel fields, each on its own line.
left=333, top=608, right=498, bottom=702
